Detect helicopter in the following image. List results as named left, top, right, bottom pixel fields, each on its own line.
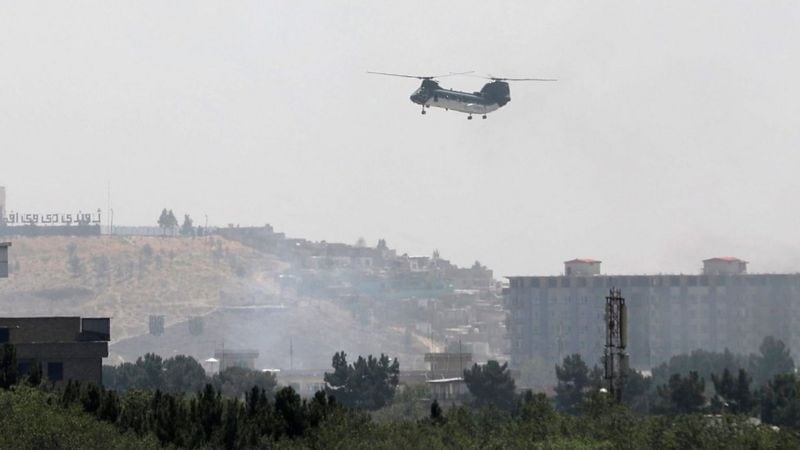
left=367, top=71, right=556, bottom=119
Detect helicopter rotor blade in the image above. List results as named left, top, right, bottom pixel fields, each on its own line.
left=367, top=71, right=430, bottom=79
left=367, top=70, right=474, bottom=80
left=464, top=73, right=557, bottom=82
left=497, top=77, right=558, bottom=82
left=438, top=71, right=475, bottom=78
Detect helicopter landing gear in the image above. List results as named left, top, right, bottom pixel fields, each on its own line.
left=468, top=114, right=473, bottom=120
left=482, top=115, right=487, bottom=120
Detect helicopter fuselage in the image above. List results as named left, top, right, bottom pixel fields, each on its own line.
left=409, top=79, right=511, bottom=117
left=411, top=87, right=500, bottom=114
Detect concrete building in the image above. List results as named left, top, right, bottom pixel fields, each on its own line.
left=505, top=258, right=800, bottom=371
left=0, top=317, right=110, bottom=385
left=564, top=259, right=602, bottom=276
left=427, top=377, right=467, bottom=403
left=0, top=242, right=9, bottom=278
left=0, top=186, right=5, bottom=222
left=214, top=349, right=259, bottom=371
left=424, top=352, right=472, bottom=378
left=703, top=257, right=748, bottom=275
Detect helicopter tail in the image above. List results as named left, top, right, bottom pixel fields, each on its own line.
left=480, top=81, right=511, bottom=107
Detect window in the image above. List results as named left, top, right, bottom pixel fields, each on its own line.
left=47, top=362, right=63, bottom=381
left=0, top=328, right=8, bottom=343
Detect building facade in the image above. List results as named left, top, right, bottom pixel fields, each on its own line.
left=0, top=242, right=8, bottom=278
left=0, top=317, right=110, bottom=385
left=505, top=259, right=800, bottom=370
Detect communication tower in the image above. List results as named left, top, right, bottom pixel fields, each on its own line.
left=604, top=288, right=628, bottom=402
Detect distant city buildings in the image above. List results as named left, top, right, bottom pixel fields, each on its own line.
left=505, top=258, right=800, bottom=371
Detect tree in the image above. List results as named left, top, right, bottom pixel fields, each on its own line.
left=554, top=354, right=590, bottom=414
left=712, top=368, right=754, bottom=415
left=463, top=360, right=517, bottom=411
left=167, top=210, right=178, bottom=235
left=275, top=386, right=306, bottom=437
left=656, top=371, right=706, bottom=414
left=760, top=373, right=800, bottom=429
left=429, top=399, right=444, bottom=424
left=751, top=336, right=795, bottom=387
left=212, top=366, right=277, bottom=400
left=180, top=214, right=194, bottom=236
left=651, top=348, right=747, bottom=389
left=620, top=368, right=652, bottom=412
left=518, top=391, right=558, bottom=440
left=0, top=344, right=17, bottom=389
left=163, top=355, right=207, bottom=394
left=323, top=351, right=399, bottom=410
left=158, top=209, right=169, bottom=235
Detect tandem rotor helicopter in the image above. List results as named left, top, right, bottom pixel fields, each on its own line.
left=367, top=70, right=556, bottom=119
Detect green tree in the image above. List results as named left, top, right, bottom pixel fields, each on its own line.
left=462, top=360, right=517, bottom=411
left=323, top=351, right=399, bottom=410
left=23, top=361, right=42, bottom=387
left=275, top=386, right=306, bottom=437
left=656, top=371, right=706, bottom=414
left=0, top=344, right=17, bottom=389
left=751, top=336, right=795, bottom=387
left=712, top=368, right=754, bottom=415
left=157, top=208, right=169, bottom=235
left=621, top=368, right=652, bottom=412
left=0, top=386, right=160, bottom=449
left=167, top=210, right=178, bottom=235
left=180, top=214, right=194, bottom=236
left=429, top=399, right=444, bottom=424
left=554, top=353, right=590, bottom=414
left=517, top=391, right=559, bottom=440
left=760, top=373, right=800, bottom=429
left=651, top=348, right=746, bottom=389
left=212, top=366, right=277, bottom=400
left=163, top=355, right=206, bottom=394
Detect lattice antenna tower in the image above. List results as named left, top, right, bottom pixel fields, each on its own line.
left=604, top=288, right=628, bottom=402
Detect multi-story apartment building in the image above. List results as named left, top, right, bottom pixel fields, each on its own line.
left=505, top=258, right=800, bottom=370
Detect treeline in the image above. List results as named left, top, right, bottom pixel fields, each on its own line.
left=102, top=353, right=276, bottom=399
left=2, top=374, right=798, bottom=449
left=4, top=342, right=800, bottom=448
left=157, top=208, right=207, bottom=237
left=552, top=335, right=800, bottom=429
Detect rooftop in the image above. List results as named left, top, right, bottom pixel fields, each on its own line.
left=703, top=256, right=747, bottom=263
left=564, top=258, right=600, bottom=264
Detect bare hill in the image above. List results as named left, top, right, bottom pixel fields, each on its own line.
left=0, top=235, right=430, bottom=368
left=0, top=235, right=285, bottom=341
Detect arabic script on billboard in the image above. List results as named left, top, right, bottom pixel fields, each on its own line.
left=2, top=209, right=102, bottom=226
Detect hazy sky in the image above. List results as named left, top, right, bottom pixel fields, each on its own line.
left=1, top=1, right=799, bottom=276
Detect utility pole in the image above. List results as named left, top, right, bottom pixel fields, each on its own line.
left=604, top=288, right=628, bottom=403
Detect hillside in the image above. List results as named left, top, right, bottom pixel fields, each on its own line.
left=0, top=235, right=285, bottom=341
left=0, top=235, right=431, bottom=368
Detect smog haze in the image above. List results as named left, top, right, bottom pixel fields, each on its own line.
left=2, top=1, right=799, bottom=276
